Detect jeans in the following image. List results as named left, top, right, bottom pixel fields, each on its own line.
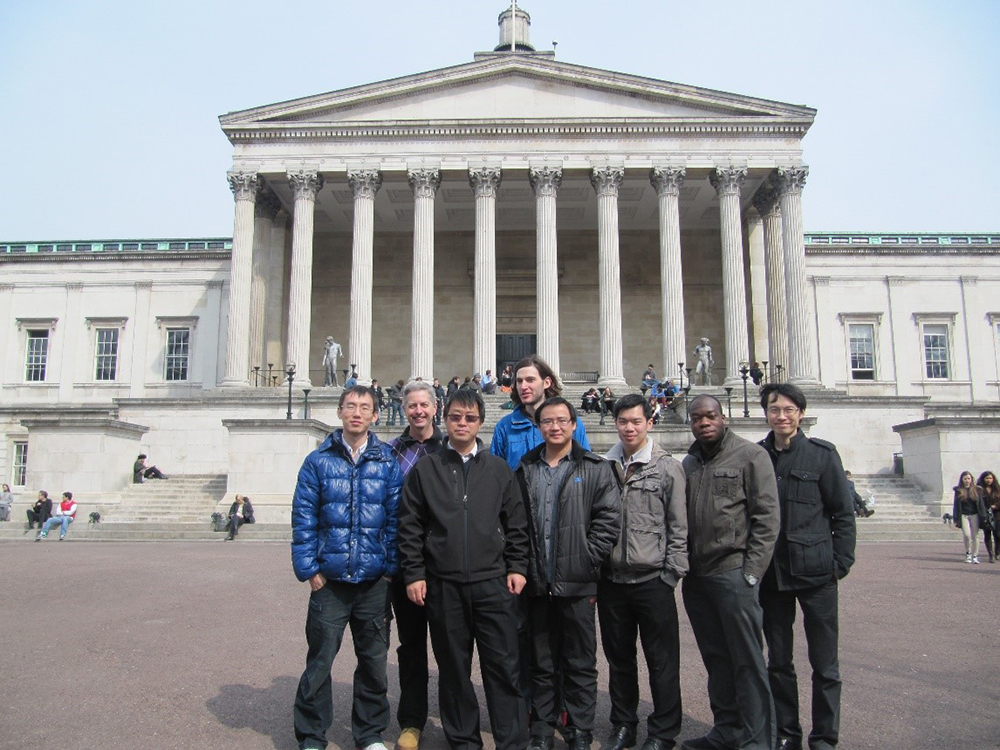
left=760, top=580, right=841, bottom=749
left=391, top=576, right=429, bottom=731
left=528, top=594, right=598, bottom=739
left=426, top=576, right=527, bottom=750
left=293, top=578, right=391, bottom=750
left=41, top=516, right=73, bottom=538
left=388, top=402, right=403, bottom=426
left=226, top=515, right=248, bottom=539
left=597, top=577, right=682, bottom=744
left=682, top=568, right=775, bottom=750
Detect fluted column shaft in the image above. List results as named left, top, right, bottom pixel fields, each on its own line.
left=753, top=186, right=789, bottom=375
left=777, top=166, right=817, bottom=385
left=710, top=167, right=751, bottom=385
left=348, top=170, right=382, bottom=385
left=650, top=166, right=687, bottom=382
left=470, top=167, right=502, bottom=378
left=529, top=167, right=562, bottom=375
left=250, top=191, right=280, bottom=377
left=408, top=169, right=440, bottom=381
left=591, top=167, right=627, bottom=387
left=222, top=171, right=259, bottom=387
left=286, top=170, right=323, bottom=387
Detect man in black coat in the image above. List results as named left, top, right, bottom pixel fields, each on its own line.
left=516, top=397, right=621, bottom=750
left=398, top=389, right=530, bottom=750
left=758, top=384, right=857, bottom=750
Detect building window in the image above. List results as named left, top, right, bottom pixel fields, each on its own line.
left=25, top=330, right=49, bottom=381
left=849, top=323, right=876, bottom=380
left=13, top=442, right=28, bottom=487
left=95, top=328, right=120, bottom=381
left=923, top=323, right=950, bottom=379
left=165, top=328, right=190, bottom=381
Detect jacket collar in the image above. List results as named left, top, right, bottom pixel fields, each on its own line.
left=395, top=424, right=444, bottom=449
left=688, top=426, right=734, bottom=462
left=522, top=438, right=591, bottom=467
left=320, top=429, right=384, bottom=460
left=761, top=429, right=806, bottom=456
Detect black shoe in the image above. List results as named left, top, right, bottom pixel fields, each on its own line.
left=680, top=738, right=729, bottom=750
left=527, top=738, right=554, bottom=750
left=640, top=739, right=674, bottom=750
left=601, top=726, right=637, bottom=750
left=776, top=739, right=802, bottom=750
left=571, top=732, right=593, bottom=750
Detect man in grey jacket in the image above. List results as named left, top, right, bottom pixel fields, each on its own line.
left=680, top=395, right=780, bottom=750
left=598, top=394, right=687, bottom=750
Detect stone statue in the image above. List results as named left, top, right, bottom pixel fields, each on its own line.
left=694, top=337, right=714, bottom=386
left=322, top=336, right=343, bottom=387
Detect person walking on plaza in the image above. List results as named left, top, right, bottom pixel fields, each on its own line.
left=680, top=395, right=779, bottom=750
left=599, top=394, right=687, bottom=750
left=976, top=471, right=1000, bottom=563
left=516, top=397, right=621, bottom=750
left=758, top=384, right=857, bottom=750
left=26, top=490, right=52, bottom=530
left=387, top=381, right=445, bottom=750
left=37, top=491, right=77, bottom=541
left=398, top=389, right=530, bottom=750
left=953, top=470, right=988, bottom=564
left=290, top=385, right=403, bottom=750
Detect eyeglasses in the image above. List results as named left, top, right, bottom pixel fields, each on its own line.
left=539, top=417, right=573, bottom=427
left=446, top=414, right=480, bottom=424
left=766, top=407, right=800, bottom=417
left=340, top=404, right=373, bottom=414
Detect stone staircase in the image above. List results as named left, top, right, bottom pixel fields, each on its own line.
left=850, top=474, right=952, bottom=542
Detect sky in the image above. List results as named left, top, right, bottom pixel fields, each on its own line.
left=0, top=0, right=997, bottom=241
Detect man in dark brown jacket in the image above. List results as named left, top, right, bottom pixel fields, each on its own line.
left=680, top=395, right=779, bottom=750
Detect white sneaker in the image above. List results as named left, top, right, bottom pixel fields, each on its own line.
left=359, top=743, right=391, bottom=750
left=966, top=554, right=972, bottom=563
left=973, top=556, right=980, bottom=564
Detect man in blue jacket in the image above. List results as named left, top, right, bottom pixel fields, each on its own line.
left=291, top=385, right=404, bottom=750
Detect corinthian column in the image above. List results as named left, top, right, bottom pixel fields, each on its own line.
left=529, top=166, right=563, bottom=375
left=751, top=184, right=789, bottom=376
left=250, top=190, right=281, bottom=378
left=709, top=166, right=750, bottom=386
left=348, top=169, right=382, bottom=385
left=777, top=165, right=817, bottom=385
left=591, top=167, right=627, bottom=388
left=408, top=168, right=440, bottom=381
left=470, top=167, right=502, bottom=379
left=286, top=170, right=323, bottom=388
left=650, top=166, right=687, bottom=382
left=221, top=171, right=259, bottom=387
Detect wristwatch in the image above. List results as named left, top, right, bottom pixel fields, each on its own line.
left=744, top=573, right=759, bottom=587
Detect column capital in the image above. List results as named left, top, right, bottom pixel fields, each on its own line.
left=590, top=166, right=624, bottom=197
left=649, top=166, right=686, bottom=196
left=254, top=189, right=282, bottom=220
left=348, top=169, right=383, bottom=200
left=776, top=165, right=809, bottom=196
left=408, top=168, right=441, bottom=198
left=709, top=166, right=747, bottom=197
left=287, top=170, right=324, bottom=201
left=227, top=171, right=260, bottom=202
left=751, top=184, right=781, bottom=218
left=528, top=166, right=562, bottom=197
left=469, top=166, right=502, bottom=198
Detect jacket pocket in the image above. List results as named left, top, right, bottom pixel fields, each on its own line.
left=786, top=532, right=834, bottom=577
left=712, top=468, right=740, bottom=500
left=625, top=525, right=665, bottom=572
left=788, top=468, right=821, bottom=501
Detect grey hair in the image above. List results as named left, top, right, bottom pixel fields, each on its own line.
left=402, top=379, right=437, bottom=404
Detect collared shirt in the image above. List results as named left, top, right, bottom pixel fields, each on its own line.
left=340, top=433, right=368, bottom=463
left=534, top=450, right=573, bottom=585
left=447, top=440, right=478, bottom=463
left=606, top=439, right=653, bottom=479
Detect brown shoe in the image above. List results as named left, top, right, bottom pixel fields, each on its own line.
left=397, top=728, right=421, bottom=750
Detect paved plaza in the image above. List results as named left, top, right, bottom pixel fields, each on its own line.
left=0, top=540, right=996, bottom=750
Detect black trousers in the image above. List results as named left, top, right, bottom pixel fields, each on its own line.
left=391, top=576, right=429, bottom=730
left=597, top=577, right=682, bottom=744
left=528, top=594, right=597, bottom=738
left=760, top=580, right=841, bottom=750
left=426, top=576, right=527, bottom=750
left=226, top=515, right=248, bottom=538
left=26, top=509, right=48, bottom=528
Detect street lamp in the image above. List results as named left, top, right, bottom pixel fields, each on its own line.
left=677, top=363, right=686, bottom=391
left=285, top=362, right=296, bottom=420
left=775, top=363, right=784, bottom=383
left=303, top=388, right=311, bottom=421
left=724, top=386, right=733, bottom=419
left=739, top=362, right=750, bottom=418
left=267, top=363, right=274, bottom=387
left=762, top=361, right=769, bottom=384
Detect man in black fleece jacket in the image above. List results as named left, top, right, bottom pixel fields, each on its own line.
left=398, top=389, right=530, bottom=750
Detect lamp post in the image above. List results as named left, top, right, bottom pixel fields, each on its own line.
left=677, top=363, right=686, bottom=391
left=303, top=388, right=311, bottom=421
left=775, top=363, right=784, bottom=383
left=724, top=386, right=733, bottom=419
left=285, top=363, right=296, bottom=420
left=739, top=362, right=750, bottom=418
left=253, top=366, right=261, bottom=387
left=762, top=361, right=769, bottom=384
left=267, top=363, right=274, bottom=387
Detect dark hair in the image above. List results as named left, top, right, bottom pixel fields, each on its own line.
left=137, top=454, right=147, bottom=460
left=38, top=490, right=48, bottom=499
left=977, top=471, right=997, bottom=487
left=954, top=470, right=975, bottom=492
left=510, top=355, right=562, bottom=406
left=535, top=396, right=577, bottom=425
left=689, top=394, right=724, bottom=414
left=338, top=385, right=376, bottom=408
left=613, top=393, right=652, bottom=420
left=444, top=389, right=485, bottom=421
left=62, top=491, right=73, bottom=500
left=760, top=383, right=807, bottom=412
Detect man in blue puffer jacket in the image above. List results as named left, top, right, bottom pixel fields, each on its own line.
left=291, top=385, right=404, bottom=750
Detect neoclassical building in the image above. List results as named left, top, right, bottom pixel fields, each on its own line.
left=2, top=6, right=999, bottom=513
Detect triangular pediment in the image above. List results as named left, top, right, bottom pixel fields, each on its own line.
left=220, top=55, right=814, bottom=130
